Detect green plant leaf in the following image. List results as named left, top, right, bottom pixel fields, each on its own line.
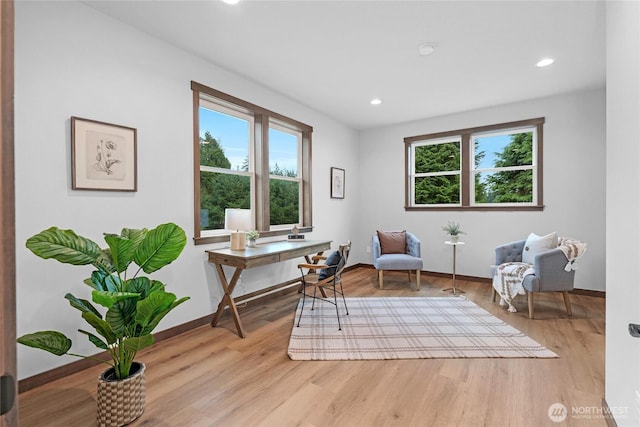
left=84, top=277, right=99, bottom=290
left=65, top=293, right=101, bottom=318
left=135, top=290, right=175, bottom=328
left=94, top=249, right=116, bottom=274
left=124, top=277, right=163, bottom=299
left=81, top=312, right=116, bottom=345
left=105, top=298, right=138, bottom=337
left=25, top=227, right=101, bottom=265
left=134, top=223, right=186, bottom=274
left=120, top=228, right=147, bottom=250
left=139, top=294, right=190, bottom=336
left=78, top=329, right=108, bottom=350
left=85, top=271, right=121, bottom=292
left=122, top=335, right=154, bottom=354
left=91, top=290, right=140, bottom=309
left=104, top=234, right=135, bottom=273
left=17, top=331, right=71, bottom=356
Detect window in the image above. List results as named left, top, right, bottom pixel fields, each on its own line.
left=472, top=128, right=537, bottom=205
left=192, top=81, right=313, bottom=244
left=199, top=102, right=253, bottom=232
left=268, top=124, right=302, bottom=228
left=410, top=136, right=461, bottom=206
left=405, top=117, right=544, bottom=210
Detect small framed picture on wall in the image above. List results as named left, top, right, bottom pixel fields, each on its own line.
left=331, top=167, right=345, bottom=199
left=71, top=116, right=137, bottom=191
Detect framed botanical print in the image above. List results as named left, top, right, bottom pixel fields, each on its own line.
left=331, top=167, right=345, bottom=199
left=71, top=116, right=137, bottom=191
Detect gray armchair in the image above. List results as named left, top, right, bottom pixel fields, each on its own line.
left=490, top=239, right=575, bottom=319
left=372, top=231, right=423, bottom=290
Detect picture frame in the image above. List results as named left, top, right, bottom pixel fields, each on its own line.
left=330, top=167, right=345, bottom=199
left=71, top=116, right=137, bottom=191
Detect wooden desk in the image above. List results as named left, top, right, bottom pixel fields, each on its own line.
left=206, top=239, right=331, bottom=338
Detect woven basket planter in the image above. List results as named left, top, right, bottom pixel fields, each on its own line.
left=97, top=362, right=146, bottom=426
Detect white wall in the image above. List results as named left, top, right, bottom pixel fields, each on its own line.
left=14, top=1, right=360, bottom=379
left=605, top=2, right=640, bottom=426
left=354, top=89, right=606, bottom=292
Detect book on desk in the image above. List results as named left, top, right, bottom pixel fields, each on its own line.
left=288, top=234, right=305, bottom=240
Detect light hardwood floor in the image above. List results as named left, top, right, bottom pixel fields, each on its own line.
left=18, top=268, right=606, bottom=427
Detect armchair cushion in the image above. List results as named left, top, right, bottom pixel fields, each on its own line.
left=522, top=232, right=557, bottom=264
left=374, top=253, right=423, bottom=270
left=377, top=230, right=406, bottom=254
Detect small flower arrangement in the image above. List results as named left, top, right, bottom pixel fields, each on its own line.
left=442, top=221, right=466, bottom=236
left=246, top=230, right=260, bottom=241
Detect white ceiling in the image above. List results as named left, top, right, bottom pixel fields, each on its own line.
left=84, top=0, right=606, bottom=130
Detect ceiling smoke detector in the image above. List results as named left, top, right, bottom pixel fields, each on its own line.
left=418, top=43, right=436, bottom=56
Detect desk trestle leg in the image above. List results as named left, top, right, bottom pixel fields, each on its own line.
left=210, top=265, right=246, bottom=338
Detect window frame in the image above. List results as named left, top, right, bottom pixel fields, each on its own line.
left=404, top=117, right=545, bottom=211
left=192, top=81, right=313, bottom=245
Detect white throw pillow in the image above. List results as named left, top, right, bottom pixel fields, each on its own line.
left=522, top=232, right=557, bottom=264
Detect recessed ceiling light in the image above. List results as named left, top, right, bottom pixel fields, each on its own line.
left=536, top=58, right=554, bottom=67
left=370, top=98, right=382, bottom=106
left=222, top=0, right=240, bottom=4
left=418, top=42, right=436, bottom=56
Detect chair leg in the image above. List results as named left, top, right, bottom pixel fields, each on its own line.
left=378, top=270, right=384, bottom=289
left=339, top=281, right=349, bottom=317
left=296, top=280, right=306, bottom=327
left=332, top=282, right=341, bottom=331
left=527, top=292, right=534, bottom=319
left=407, top=271, right=412, bottom=282
left=492, top=288, right=497, bottom=302
left=562, top=291, right=573, bottom=316
left=416, top=270, right=421, bottom=291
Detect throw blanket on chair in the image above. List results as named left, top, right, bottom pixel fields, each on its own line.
left=492, top=262, right=534, bottom=313
left=558, top=237, right=587, bottom=272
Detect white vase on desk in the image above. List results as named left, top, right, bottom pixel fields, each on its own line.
left=247, top=239, right=257, bottom=248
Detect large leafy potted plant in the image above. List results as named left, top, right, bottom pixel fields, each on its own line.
left=17, top=222, right=189, bottom=426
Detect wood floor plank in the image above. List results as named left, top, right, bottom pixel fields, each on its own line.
left=18, top=268, right=607, bottom=426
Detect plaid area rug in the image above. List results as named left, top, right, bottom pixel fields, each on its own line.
left=288, top=296, right=557, bottom=360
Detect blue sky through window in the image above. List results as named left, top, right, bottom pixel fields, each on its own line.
left=269, top=128, right=298, bottom=174
left=474, top=134, right=511, bottom=169
left=200, top=107, right=248, bottom=170
left=200, top=107, right=298, bottom=173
